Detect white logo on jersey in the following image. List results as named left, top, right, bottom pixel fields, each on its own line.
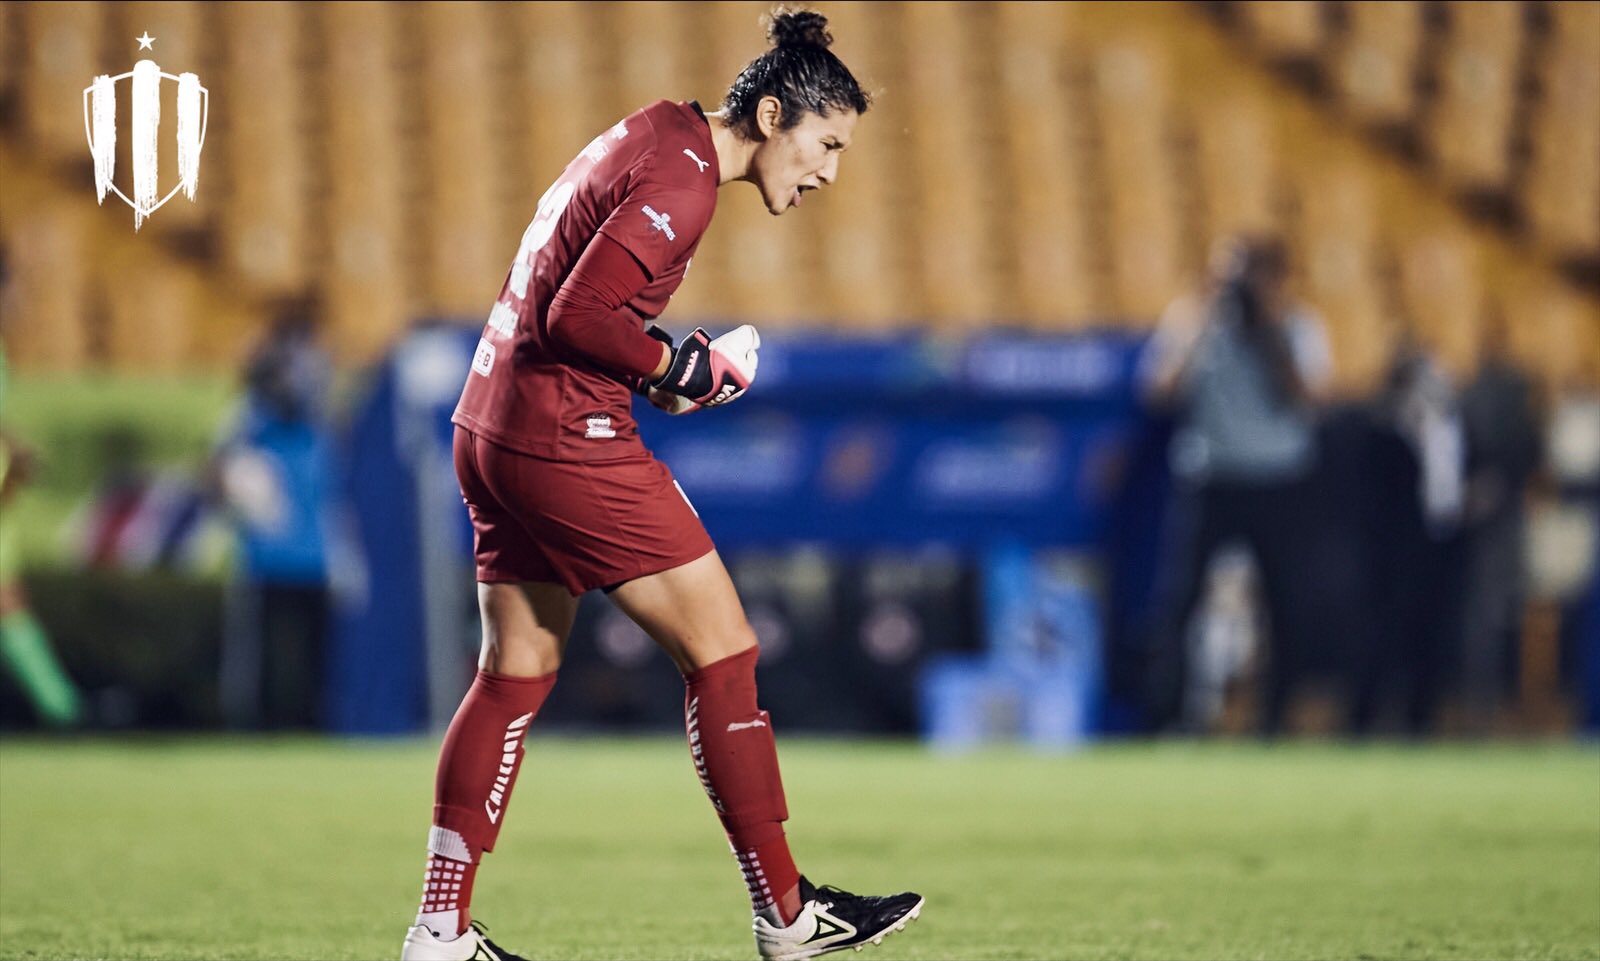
left=585, top=414, right=616, bottom=439
left=641, top=204, right=676, bottom=241
left=471, top=339, right=496, bottom=377
left=683, top=148, right=709, bottom=173
left=487, top=300, right=517, bottom=337
left=726, top=718, right=768, bottom=732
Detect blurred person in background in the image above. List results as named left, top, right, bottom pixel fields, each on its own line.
left=0, top=247, right=85, bottom=729
left=1140, top=234, right=1333, bottom=736
left=1536, top=369, right=1600, bottom=732
left=403, top=9, right=921, bottom=961
left=209, top=295, right=336, bottom=730
left=1348, top=329, right=1466, bottom=737
left=1456, top=310, right=1542, bottom=734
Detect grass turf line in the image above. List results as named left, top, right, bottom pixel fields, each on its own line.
left=0, top=737, right=1596, bottom=960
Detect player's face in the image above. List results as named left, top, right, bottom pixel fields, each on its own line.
left=754, top=107, right=858, bottom=216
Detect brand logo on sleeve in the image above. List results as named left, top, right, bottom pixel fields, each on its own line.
left=683, top=148, right=709, bottom=173
left=471, top=339, right=496, bottom=377
left=641, top=204, right=676, bottom=241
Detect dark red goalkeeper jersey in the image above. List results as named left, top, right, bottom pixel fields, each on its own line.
left=453, top=100, right=719, bottom=461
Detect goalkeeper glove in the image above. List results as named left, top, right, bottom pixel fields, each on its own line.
left=629, top=325, right=676, bottom=395
left=650, top=325, right=760, bottom=412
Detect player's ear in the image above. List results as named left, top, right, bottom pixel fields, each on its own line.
left=754, top=95, right=783, bottom=140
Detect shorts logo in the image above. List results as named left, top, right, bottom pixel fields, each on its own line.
left=642, top=204, right=676, bottom=241
left=585, top=414, right=615, bottom=439
left=84, top=34, right=210, bottom=230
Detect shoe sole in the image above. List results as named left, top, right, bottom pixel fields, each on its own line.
left=767, top=898, right=926, bottom=961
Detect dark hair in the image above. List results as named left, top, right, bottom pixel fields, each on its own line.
left=720, top=7, right=870, bottom=138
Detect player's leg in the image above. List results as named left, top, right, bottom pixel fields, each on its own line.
left=403, top=427, right=574, bottom=961
left=609, top=552, right=923, bottom=959
left=1144, top=479, right=1229, bottom=731
left=403, top=581, right=573, bottom=961
left=0, top=572, right=84, bottom=729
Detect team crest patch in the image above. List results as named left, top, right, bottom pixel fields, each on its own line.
left=586, top=414, right=616, bottom=439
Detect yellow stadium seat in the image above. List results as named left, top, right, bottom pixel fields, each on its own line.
left=1241, top=0, right=1326, bottom=64
left=1092, top=38, right=1183, bottom=323
left=416, top=2, right=502, bottom=319
left=1427, top=1, right=1521, bottom=194
left=1334, top=1, right=1424, bottom=129
left=1524, top=1, right=1600, bottom=260
left=317, top=2, right=409, bottom=362
left=18, top=2, right=104, bottom=162
left=216, top=0, right=307, bottom=296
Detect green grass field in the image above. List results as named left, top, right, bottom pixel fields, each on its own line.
left=1, top=736, right=1596, bottom=960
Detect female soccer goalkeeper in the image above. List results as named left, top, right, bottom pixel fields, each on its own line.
left=400, top=9, right=923, bottom=961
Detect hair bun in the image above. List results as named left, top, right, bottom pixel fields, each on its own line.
left=767, top=8, right=832, bottom=49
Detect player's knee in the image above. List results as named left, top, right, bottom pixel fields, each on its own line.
left=479, top=628, right=565, bottom=677
left=706, top=618, right=760, bottom=670
left=727, top=618, right=760, bottom=657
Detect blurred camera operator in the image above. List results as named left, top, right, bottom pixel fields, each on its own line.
left=1139, top=234, right=1333, bottom=734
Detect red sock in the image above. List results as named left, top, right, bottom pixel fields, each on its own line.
left=418, top=669, right=557, bottom=936
left=684, top=647, right=803, bottom=923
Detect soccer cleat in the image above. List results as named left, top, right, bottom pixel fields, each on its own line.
left=400, top=920, right=527, bottom=961
left=753, top=876, right=924, bottom=960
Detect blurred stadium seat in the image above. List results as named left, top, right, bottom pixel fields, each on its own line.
left=0, top=1, right=1592, bottom=388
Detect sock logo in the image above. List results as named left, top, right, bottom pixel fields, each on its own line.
left=686, top=696, right=726, bottom=814
left=726, top=718, right=768, bottom=732
left=484, top=711, right=533, bottom=824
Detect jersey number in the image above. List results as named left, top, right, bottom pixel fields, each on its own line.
left=508, top=180, right=576, bottom=300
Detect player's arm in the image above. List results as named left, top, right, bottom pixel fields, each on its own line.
left=545, top=234, right=673, bottom=382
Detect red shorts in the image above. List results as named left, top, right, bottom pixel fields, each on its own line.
left=453, top=426, right=714, bottom=595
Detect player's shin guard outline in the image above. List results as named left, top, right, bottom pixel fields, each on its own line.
left=431, top=669, right=557, bottom=860
left=684, top=648, right=790, bottom=835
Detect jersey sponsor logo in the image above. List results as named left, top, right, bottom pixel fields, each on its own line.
left=585, top=414, right=615, bottom=439
left=486, top=300, right=517, bottom=337
left=471, top=339, right=496, bottom=377
left=726, top=718, right=768, bottom=732
left=641, top=204, right=676, bottom=241
left=484, top=711, right=533, bottom=824
left=683, top=148, right=709, bottom=172
left=582, top=135, right=609, bottom=163
left=608, top=119, right=629, bottom=141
